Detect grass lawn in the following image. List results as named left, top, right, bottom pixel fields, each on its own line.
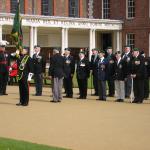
left=0, top=137, right=68, bottom=150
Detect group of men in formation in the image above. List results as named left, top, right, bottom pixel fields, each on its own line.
left=0, top=40, right=150, bottom=106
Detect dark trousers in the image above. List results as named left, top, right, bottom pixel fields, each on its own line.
left=98, top=80, right=106, bottom=100
left=107, top=79, right=115, bottom=96
left=19, top=78, right=29, bottom=105
left=133, top=79, right=144, bottom=103
left=0, top=72, right=8, bottom=94
left=125, top=76, right=132, bottom=97
left=77, top=78, right=87, bottom=98
left=144, top=78, right=149, bottom=99
left=34, top=73, right=43, bottom=95
left=93, top=74, right=98, bottom=94
left=64, top=76, right=73, bottom=96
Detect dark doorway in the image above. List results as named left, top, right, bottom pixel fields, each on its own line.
left=101, top=33, right=112, bottom=51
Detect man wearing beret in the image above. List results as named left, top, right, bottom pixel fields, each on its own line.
left=16, top=46, right=34, bottom=106
left=0, top=41, right=10, bottom=96
left=90, top=48, right=99, bottom=96
left=114, top=51, right=126, bottom=102
left=32, top=45, right=46, bottom=96
left=131, top=48, right=146, bottom=103
left=63, top=48, right=75, bottom=98
left=122, top=45, right=133, bottom=98
left=76, top=51, right=90, bottom=99
left=106, top=47, right=115, bottom=97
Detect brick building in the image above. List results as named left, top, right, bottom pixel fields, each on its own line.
left=1, top=0, right=148, bottom=58
left=93, top=0, right=150, bottom=55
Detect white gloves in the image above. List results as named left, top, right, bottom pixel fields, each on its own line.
left=27, top=73, right=33, bottom=81
left=9, top=67, right=12, bottom=72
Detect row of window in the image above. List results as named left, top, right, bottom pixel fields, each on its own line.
left=10, top=0, right=79, bottom=17
left=102, top=0, right=135, bottom=19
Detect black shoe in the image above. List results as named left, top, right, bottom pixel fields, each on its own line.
left=91, top=93, right=98, bottom=96
left=132, top=100, right=138, bottom=103
left=50, top=100, right=58, bottom=103
left=107, top=94, right=114, bottom=97
left=115, top=99, right=124, bottom=102
left=101, top=99, right=106, bottom=101
left=3, top=93, right=8, bottom=95
left=16, top=103, right=22, bottom=106
left=119, top=99, right=124, bottom=102
left=82, top=97, right=87, bottom=99
left=58, top=100, right=61, bottom=102
left=63, top=96, right=70, bottom=98
left=96, top=99, right=101, bottom=100
left=77, top=97, right=82, bottom=99
left=125, top=96, right=130, bottom=98
left=22, top=104, right=28, bottom=106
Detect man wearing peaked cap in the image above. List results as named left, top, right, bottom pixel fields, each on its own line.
left=63, top=48, right=75, bottom=98
left=90, top=48, right=99, bottom=96
left=76, top=50, right=90, bottom=99
left=32, top=44, right=46, bottom=96
left=96, top=49, right=107, bottom=101
left=16, top=46, right=34, bottom=106
left=0, top=40, right=10, bottom=96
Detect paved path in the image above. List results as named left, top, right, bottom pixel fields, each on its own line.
left=0, top=86, right=150, bottom=150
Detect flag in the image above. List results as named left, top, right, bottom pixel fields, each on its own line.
left=11, top=1, right=23, bottom=52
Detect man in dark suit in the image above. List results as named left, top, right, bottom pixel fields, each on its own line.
left=114, top=51, right=126, bottom=102
left=76, top=51, right=90, bottom=99
left=0, top=41, right=10, bottom=96
left=122, top=45, right=132, bottom=98
left=16, top=46, right=34, bottom=106
left=63, top=48, right=75, bottom=98
left=49, top=48, right=65, bottom=103
left=140, top=51, right=150, bottom=99
left=131, top=48, right=146, bottom=104
left=90, top=48, right=99, bottom=96
left=32, top=45, right=46, bottom=96
left=96, top=50, right=107, bottom=101
left=106, top=47, right=115, bottom=97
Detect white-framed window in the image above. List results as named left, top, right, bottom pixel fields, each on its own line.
left=126, top=33, right=135, bottom=50
left=10, top=0, right=24, bottom=14
left=102, top=0, right=110, bottom=19
left=69, top=0, right=79, bottom=17
left=41, top=0, right=53, bottom=16
left=126, top=0, right=135, bottom=19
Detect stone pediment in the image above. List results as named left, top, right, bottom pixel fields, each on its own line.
left=0, top=13, right=123, bottom=30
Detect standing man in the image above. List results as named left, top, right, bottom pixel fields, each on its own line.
left=140, top=51, right=150, bottom=99
left=32, top=45, right=46, bottom=96
left=122, top=45, right=132, bottom=98
left=114, top=51, right=126, bottom=102
left=76, top=51, right=90, bottom=99
left=106, top=47, right=115, bottom=97
left=96, top=50, right=107, bottom=101
left=63, top=48, right=75, bottom=98
left=131, top=48, right=146, bottom=104
left=16, top=46, right=33, bottom=106
left=90, top=48, right=99, bottom=96
left=0, top=40, right=10, bottom=96
left=49, top=48, right=65, bottom=103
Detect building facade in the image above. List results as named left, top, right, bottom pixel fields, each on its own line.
left=0, top=0, right=148, bottom=58
left=93, top=0, right=150, bottom=55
